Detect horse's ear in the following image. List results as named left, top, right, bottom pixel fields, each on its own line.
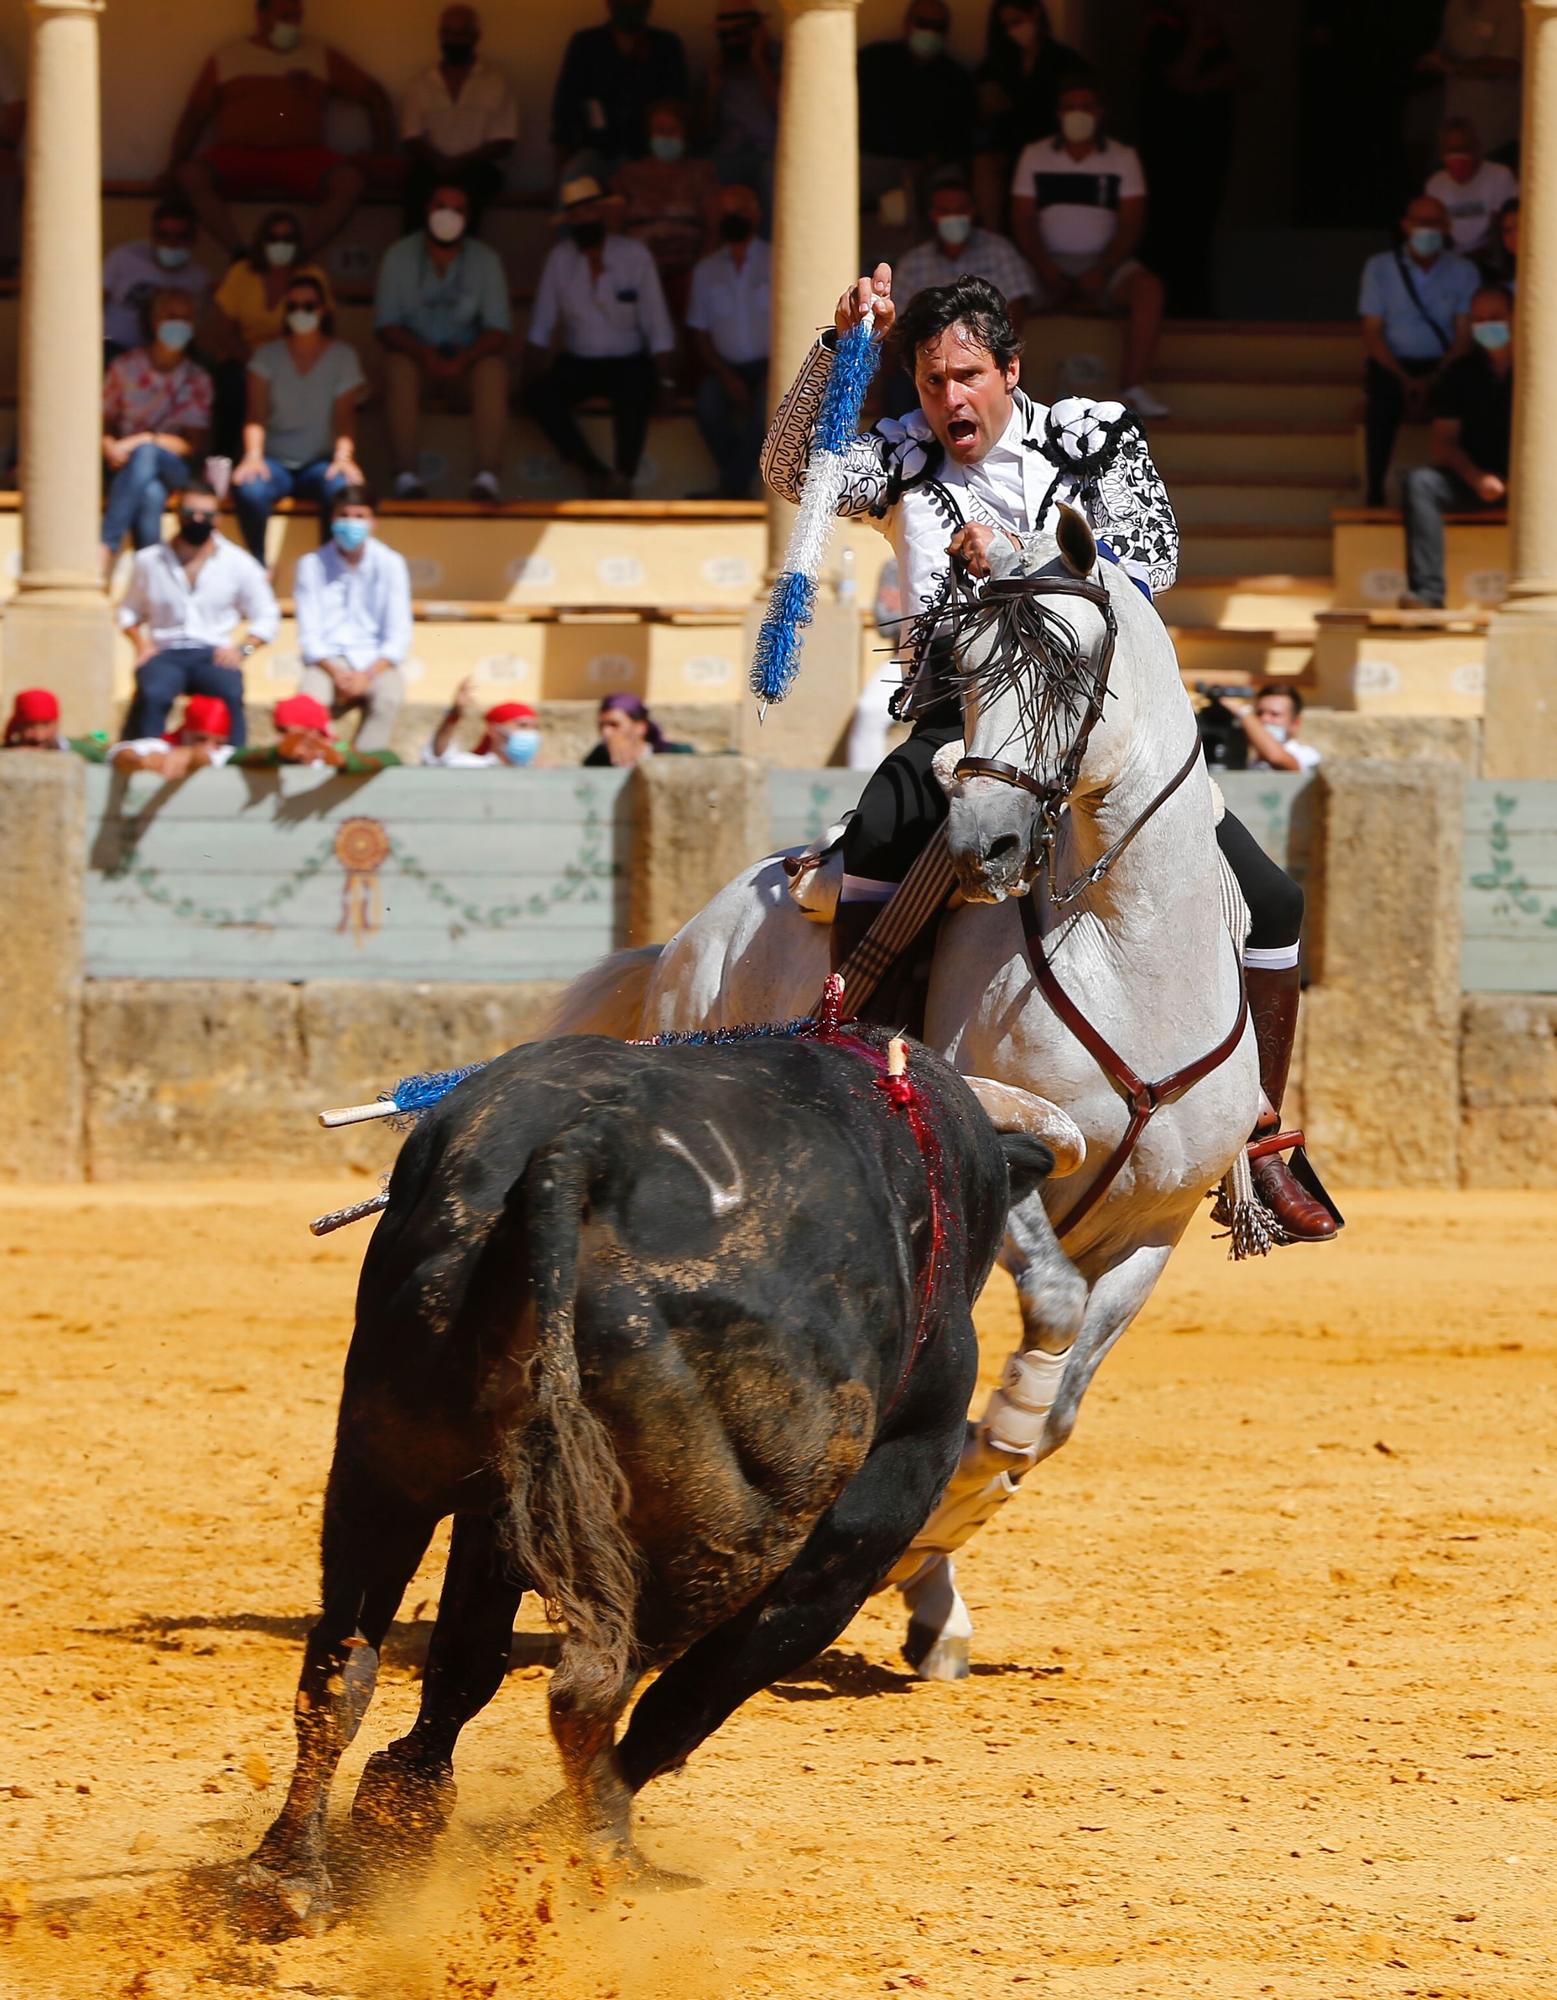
left=1055, top=503, right=1097, bottom=578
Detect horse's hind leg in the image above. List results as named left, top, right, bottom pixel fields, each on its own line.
left=547, top=1648, right=640, bottom=1867
left=352, top=1509, right=525, bottom=1844
left=238, top=1470, right=437, bottom=1934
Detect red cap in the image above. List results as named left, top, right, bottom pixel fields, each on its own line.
left=273, top=693, right=334, bottom=735
left=168, top=694, right=232, bottom=744
left=11, top=688, right=60, bottom=724
left=484, top=701, right=538, bottom=727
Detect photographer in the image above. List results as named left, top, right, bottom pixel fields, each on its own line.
left=1230, top=683, right=1320, bottom=774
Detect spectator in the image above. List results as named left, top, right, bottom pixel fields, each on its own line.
left=552, top=0, right=689, bottom=171
left=401, top=5, right=518, bottom=232
left=1010, top=78, right=1170, bottom=415
left=971, top=2, right=1084, bottom=231
left=1223, top=684, right=1322, bottom=775
left=231, top=691, right=401, bottom=771
left=704, top=6, right=779, bottom=197
left=102, top=201, right=212, bottom=361
left=687, top=182, right=770, bottom=498
left=3, top=689, right=68, bottom=751
left=165, top=0, right=395, bottom=257
left=205, top=210, right=336, bottom=458
left=423, top=679, right=542, bottom=765
left=614, top=100, right=719, bottom=318
left=1424, top=117, right=1518, bottom=257
left=101, top=289, right=213, bottom=572
left=1422, top=0, right=1523, bottom=161
left=583, top=691, right=692, bottom=765
left=1139, top=2, right=1240, bottom=317
left=109, top=694, right=235, bottom=776
left=523, top=175, right=677, bottom=499
left=1400, top=283, right=1512, bottom=608
left=232, top=272, right=365, bottom=561
left=1492, top=194, right=1519, bottom=288
left=292, top=485, right=411, bottom=750
left=117, top=478, right=279, bottom=747
left=858, top=1, right=977, bottom=217
left=374, top=182, right=512, bottom=503
left=1359, top=193, right=1477, bottom=506
left=0, top=40, right=22, bottom=275
left=895, top=178, right=1036, bottom=326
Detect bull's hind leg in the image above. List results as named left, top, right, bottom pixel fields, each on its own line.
left=238, top=1474, right=437, bottom=1934
left=615, top=1408, right=968, bottom=1802
left=352, top=1510, right=525, bottom=1843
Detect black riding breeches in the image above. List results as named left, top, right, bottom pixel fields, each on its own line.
left=840, top=710, right=963, bottom=888
left=1215, top=809, right=1304, bottom=956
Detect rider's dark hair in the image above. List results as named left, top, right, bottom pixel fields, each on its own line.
left=895, top=275, right=1024, bottom=376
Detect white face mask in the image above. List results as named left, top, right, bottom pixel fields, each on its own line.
left=286, top=307, right=321, bottom=335
left=1061, top=107, right=1098, bottom=144
left=1257, top=717, right=1289, bottom=743
left=264, top=239, right=298, bottom=267
left=269, top=19, right=302, bottom=52
left=427, top=206, right=467, bottom=244
left=935, top=213, right=973, bottom=247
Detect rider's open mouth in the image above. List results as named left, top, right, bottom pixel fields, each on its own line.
left=947, top=418, right=978, bottom=446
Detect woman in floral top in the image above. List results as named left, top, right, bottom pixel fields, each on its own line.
left=101, top=285, right=213, bottom=572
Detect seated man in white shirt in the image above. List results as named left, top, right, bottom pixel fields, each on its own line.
left=1010, top=76, right=1169, bottom=416
left=293, top=485, right=413, bottom=752
left=895, top=177, right=1036, bottom=328
left=521, top=174, right=678, bottom=499
left=686, top=183, right=771, bottom=499
left=118, top=479, right=280, bottom=747
left=1424, top=117, right=1518, bottom=259
left=1230, top=683, right=1322, bottom=774
left=401, top=5, right=518, bottom=233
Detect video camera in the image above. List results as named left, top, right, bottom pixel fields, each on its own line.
left=1193, top=682, right=1256, bottom=772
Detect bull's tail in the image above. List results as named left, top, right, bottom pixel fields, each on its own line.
left=499, top=1124, right=641, bottom=1713
left=543, top=944, right=664, bottom=1041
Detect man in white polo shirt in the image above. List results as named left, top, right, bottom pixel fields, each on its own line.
left=686, top=183, right=771, bottom=499
left=1010, top=75, right=1169, bottom=417
left=118, top=478, right=280, bottom=746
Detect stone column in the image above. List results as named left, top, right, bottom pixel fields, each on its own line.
left=2, top=0, right=116, bottom=735
left=1482, top=0, right=1557, bottom=778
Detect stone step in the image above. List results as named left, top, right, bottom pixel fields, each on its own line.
left=1148, top=422, right=1355, bottom=483
left=1164, top=625, right=1315, bottom=687
left=1175, top=523, right=1333, bottom=577
left=1147, top=375, right=1360, bottom=425
left=1156, top=573, right=1336, bottom=631
left=1331, top=506, right=1508, bottom=610
left=1171, top=477, right=1348, bottom=530
left=1310, top=607, right=1487, bottom=713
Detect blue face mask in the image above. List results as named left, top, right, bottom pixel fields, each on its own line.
left=504, top=727, right=541, bottom=766
left=649, top=133, right=685, bottom=162
left=1407, top=226, right=1443, bottom=257
left=331, top=517, right=371, bottom=553
left=1472, top=319, right=1511, bottom=351
left=156, top=319, right=195, bottom=351
left=154, top=243, right=191, bottom=270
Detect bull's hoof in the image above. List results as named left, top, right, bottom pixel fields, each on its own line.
left=350, top=1748, right=456, bottom=1845
left=902, top=1619, right=971, bottom=1682
left=233, top=1856, right=334, bottom=1937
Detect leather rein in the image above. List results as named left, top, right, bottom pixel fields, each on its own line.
left=947, top=566, right=1250, bottom=1242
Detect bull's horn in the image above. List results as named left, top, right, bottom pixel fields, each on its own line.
left=963, top=1077, right=1086, bottom=1179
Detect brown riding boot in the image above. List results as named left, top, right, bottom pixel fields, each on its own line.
left=1245, top=964, right=1340, bottom=1243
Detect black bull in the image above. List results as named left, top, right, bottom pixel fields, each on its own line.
left=242, top=1030, right=1055, bottom=1927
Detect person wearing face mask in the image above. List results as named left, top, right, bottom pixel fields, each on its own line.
left=423, top=680, right=544, bottom=767
left=970, top=3, right=1082, bottom=232
left=1421, top=0, right=1524, bottom=161
left=291, top=487, right=412, bottom=753
left=1011, top=76, right=1170, bottom=417
left=100, top=288, right=214, bottom=572
left=374, top=183, right=512, bottom=503
left=1358, top=194, right=1477, bottom=507
left=686, top=183, right=771, bottom=497
left=1220, top=684, right=1322, bottom=776
left=233, top=279, right=366, bottom=561
left=523, top=176, right=678, bottom=500
left=102, top=200, right=212, bottom=363
left=895, top=177, right=1035, bottom=333
left=206, top=212, right=336, bottom=459
left=117, top=478, right=280, bottom=748
left=1399, top=284, right=1514, bottom=609
left=552, top=0, right=689, bottom=172
left=858, top=0, right=976, bottom=220
left=1423, top=117, right=1518, bottom=257
left=705, top=7, right=779, bottom=200
left=614, top=100, right=720, bottom=321
left=401, top=6, right=519, bottom=235
left=166, top=0, right=395, bottom=258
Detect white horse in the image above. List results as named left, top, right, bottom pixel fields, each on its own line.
left=550, top=508, right=1259, bottom=1674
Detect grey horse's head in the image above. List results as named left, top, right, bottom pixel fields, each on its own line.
left=940, top=506, right=1113, bottom=904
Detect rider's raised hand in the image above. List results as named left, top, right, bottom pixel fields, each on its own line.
left=834, top=263, right=896, bottom=341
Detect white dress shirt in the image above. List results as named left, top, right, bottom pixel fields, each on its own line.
left=293, top=537, right=413, bottom=671
left=685, top=238, right=772, bottom=366
left=117, top=534, right=281, bottom=650
left=401, top=59, right=519, bottom=155
left=959, top=404, right=1034, bottom=539
left=528, top=233, right=676, bottom=360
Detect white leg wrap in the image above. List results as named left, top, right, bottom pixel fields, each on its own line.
left=979, top=1347, right=1072, bottom=1453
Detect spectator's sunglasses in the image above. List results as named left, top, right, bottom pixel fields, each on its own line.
left=181, top=505, right=218, bottom=523
left=285, top=291, right=324, bottom=313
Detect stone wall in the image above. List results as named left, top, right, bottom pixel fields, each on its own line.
left=1459, top=994, right=1557, bottom=1188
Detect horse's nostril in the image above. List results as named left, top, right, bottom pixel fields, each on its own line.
left=986, top=833, right=1022, bottom=867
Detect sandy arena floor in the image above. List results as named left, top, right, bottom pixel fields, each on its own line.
left=1, top=1183, right=1554, bottom=1999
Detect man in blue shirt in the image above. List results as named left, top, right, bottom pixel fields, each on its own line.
left=294, top=486, right=414, bottom=750
left=374, top=182, right=512, bottom=502
left=1359, top=194, right=1478, bottom=507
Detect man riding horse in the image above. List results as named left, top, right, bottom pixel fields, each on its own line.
left=761, top=265, right=1337, bottom=1245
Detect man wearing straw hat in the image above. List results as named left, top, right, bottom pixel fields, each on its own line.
left=521, top=172, right=678, bottom=498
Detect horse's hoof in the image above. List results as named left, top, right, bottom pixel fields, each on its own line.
left=902, top=1620, right=971, bottom=1682
left=351, top=1748, right=456, bottom=1845
left=234, top=1857, right=334, bottom=1937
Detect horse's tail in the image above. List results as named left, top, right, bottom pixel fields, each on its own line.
left=544, top=944, right=664, bottom=1041
left=498, top=1119, right=641, bottom=1712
